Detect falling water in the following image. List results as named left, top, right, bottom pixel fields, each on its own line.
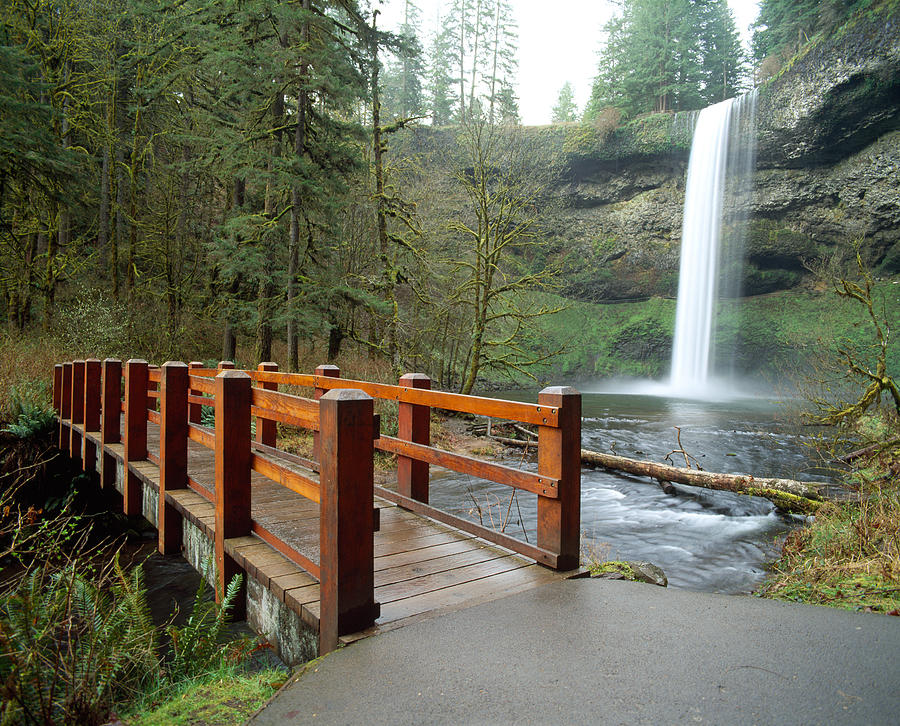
left=670, top=91, right=758, bottom=394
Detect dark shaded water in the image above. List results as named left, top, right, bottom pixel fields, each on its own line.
left=428, top=391, right=833, bottom=594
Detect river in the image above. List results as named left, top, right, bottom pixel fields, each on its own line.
left=427, top=390, right=833, bottom=594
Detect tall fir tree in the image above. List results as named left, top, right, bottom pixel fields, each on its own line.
left=382, top=0, right=426, bottom=119
left=485, top=0, right=519, bottom=124
left=426, top=16, right=456, bottom=125
left=551, top=82, right=578, bottom=122
left=699, top=0, right=746, bottom=104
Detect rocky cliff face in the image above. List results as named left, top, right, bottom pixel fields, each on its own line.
left=553, top=5, right=900, bottom=303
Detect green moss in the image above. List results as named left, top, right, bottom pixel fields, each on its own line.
left=762, top=572, right=900, bottom=612
left=743, top=488, right=822, bottom=515
left=588, top=560, right=639, bottom=580
left=561, top=124, right=616, bottom=156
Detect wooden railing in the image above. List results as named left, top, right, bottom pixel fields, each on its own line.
left=53, top=358, right=581, bottom=651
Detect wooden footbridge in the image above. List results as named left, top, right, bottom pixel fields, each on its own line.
left=53, top=359, right=582, bottom=661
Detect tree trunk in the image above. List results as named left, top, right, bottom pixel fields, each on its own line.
left=43, top=202, right=58, bottom=332
left=287, top=0, right=310, bottom=372
left=457, top=6, right=466, bottom=121
left=7, top=288, right=19, bottom=334
left=99, top=145, right=110, bottom=274
left=488, top=0, right=500, bottom=123
left=113, top=144, right=125, bottom=300
left=327, top=324, right=344, bottom=361
left=256, top=283, right=273, bottom=363
left=371, top=18, right=399, bottom=376
left=468, top=0, right=483, bottom=113
left=127, top=92, right=142, bottom=300
left=222, top=322, right=236, bottom=362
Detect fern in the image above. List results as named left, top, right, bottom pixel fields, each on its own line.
left=0, top=557, right=160, bottom=725
left=166, top=558, right=243, bottom=682
left=2, top=404, right=57, bottom=439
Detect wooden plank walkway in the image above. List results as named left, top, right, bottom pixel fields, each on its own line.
left=69, top=419, right=572, bottom=642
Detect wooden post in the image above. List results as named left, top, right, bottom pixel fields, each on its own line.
left=218, top=360, right=235, bottom=371
left=70, top=360, right=85, bottom=467
left=159, top=362, right=189, bottom=556
left=313, top=364, right=339, bottom=462
left=123, top=359, right=148, bottom=516
left=537, top=386, right=581, bottom=571
left=188, top=361, right=204, bottom=424
left=398, top=373, right=431, bottom=503
left=52, top=364, right=62, bottom=417
left=319, top=388, right=378, bottom=654
left=101, top=359, right=122, bottom=491
left=256, top=362, right=278, bottom=447
left=83, top=359, right=102, bottom=473
left=59, top=363, right=72, bottom=450
left=214, top=370, right=251, bottom=619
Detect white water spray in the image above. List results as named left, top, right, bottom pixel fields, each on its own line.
left=670, top=92, right=758, bottom=394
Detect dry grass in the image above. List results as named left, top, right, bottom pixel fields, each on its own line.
left=0, top=333, right=66, bottom=421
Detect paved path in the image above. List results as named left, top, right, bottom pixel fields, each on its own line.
left=251, top=578, right=900, bottom=725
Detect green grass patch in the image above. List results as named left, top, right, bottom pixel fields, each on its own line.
left=125, top=667, right=288, bottom=726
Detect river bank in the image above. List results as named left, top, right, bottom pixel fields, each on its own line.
left=755, top=412, right=900, bottom=614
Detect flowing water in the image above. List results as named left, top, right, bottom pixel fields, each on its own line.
left=428, top=391, right=832, bottom=594
left=670, top=91, right=758, bottom=392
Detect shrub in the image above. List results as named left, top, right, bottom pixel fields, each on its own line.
left=0, top=554, right=159, bottom=725
left=55, top=285, right=133, bottom=359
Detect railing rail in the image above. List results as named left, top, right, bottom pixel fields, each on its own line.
left=53, top=357, right=581, bottom=651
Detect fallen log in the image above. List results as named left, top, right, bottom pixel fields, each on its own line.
left=491, top=435, right=827, bottom=515
left=835, top=437, right=900, bottom=463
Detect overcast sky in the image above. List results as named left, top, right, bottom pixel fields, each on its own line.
left=377, top=0, right=761, bottom=125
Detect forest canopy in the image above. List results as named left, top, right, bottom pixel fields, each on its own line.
left=0, top=0, right=878, bottom=390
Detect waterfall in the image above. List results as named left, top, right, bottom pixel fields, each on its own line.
left=670, top=91, right=758, bottom=393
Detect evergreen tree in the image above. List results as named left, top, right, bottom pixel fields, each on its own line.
left=382, top=0, right=426, bottom=119
left=426, top=20, right=456, bottom=125
left=443, top=0, right=472, bottom=121
left=485, top=0, right=519, bottom=124
left=551, top=82, right=578, bottom=122
left=438, top=0, right=518, bottom=123
left=699, top=0, right=746, bottom=104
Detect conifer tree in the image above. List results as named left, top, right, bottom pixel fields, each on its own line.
left=426, top=20, right=456, bottom=125
left=551, top=82, right=578, bottom=123
left=485, top=0, right=519, bottom=124
left=382, top=0, right=427, bottom=120
left=699, top=0, right=746, bottom=104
